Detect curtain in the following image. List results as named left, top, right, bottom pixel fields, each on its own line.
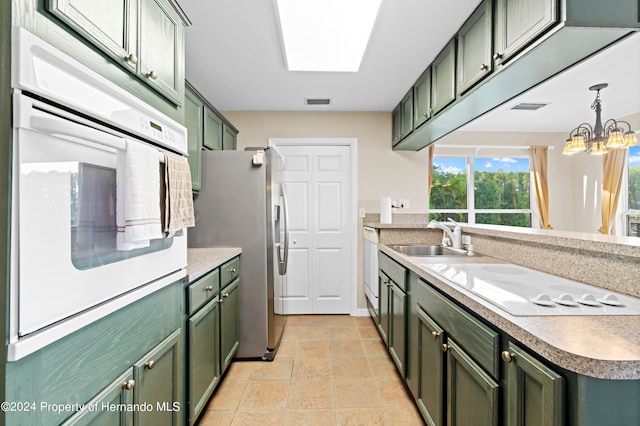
left=529, top=146, right=553, bottom=229
left=600, top=148, right=627, bottom=234
left=426, top=144, right=435, bottom=208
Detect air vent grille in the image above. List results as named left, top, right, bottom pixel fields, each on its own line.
left=511, top=103, right=548, bottom=111
left=305, top=98, right=331, bottom=106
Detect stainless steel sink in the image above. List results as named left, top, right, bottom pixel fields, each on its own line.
left=389, top=244, right=464, bottom=256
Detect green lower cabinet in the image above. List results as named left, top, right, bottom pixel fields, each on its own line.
left=188, top=296, right=221, bottom=424
left=416, top=307, right=445, bottom=426
left=447, top=338, right=500, bottom=426
left=389, top=281, right=407, bottom=376
left=377, top=270, right=391, bottom=345
left=61, top=369, right=135, bottom=426
left=503, top=341, right=564, bottom=426
left=220, top=279, right=240, bottom=373
left=133, top=329, right=183, bottom=425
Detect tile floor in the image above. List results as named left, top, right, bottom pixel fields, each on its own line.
left=196, top=314, right=424, bottom=425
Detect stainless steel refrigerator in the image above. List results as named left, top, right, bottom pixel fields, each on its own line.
left=188, top=148, right=289, bottom=360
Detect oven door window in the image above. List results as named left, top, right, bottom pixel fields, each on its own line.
left=70, top=162, right=172, bottom=270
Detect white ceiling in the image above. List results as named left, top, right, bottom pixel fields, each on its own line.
left=177, top=0, right=482, bottom=111
left=177, top=0, right=640, bottom=133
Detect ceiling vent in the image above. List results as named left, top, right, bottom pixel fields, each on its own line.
left=305, top=98, right=331, bottom=106
left=510, top=103, right=549, bottom=111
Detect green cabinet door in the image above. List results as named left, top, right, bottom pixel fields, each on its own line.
left=416, top=307, right=445, bottom=426
left=413, top=67, right=431, bottom=128
left=457, top=0, right=493, bottom=95
left=377, top=270, right=391, bottom=344
left=400, top=89, right=414, bottom=141
left=391, top=104, right=402, bottom=146
left=222, top=124, right=238, bottom=150
left=133, top=329, right=183, bottom=426
left=494, top=0, right=558, bottom=65
left=47, top=0, right=138, bottom=72
left=504, top=342, right=564, bottom=426
left=188, top=297, right=221, bottom=425
left=185, top=87, right=203, bottom=192
left=446, top=338, right=499, bottom=426
left=203, top=107, right=223, bottom=150
left=431, top=39, right=456, bottom=115
left=138, top=0, right=184, bottom=104
left=220, top=278, right=240, bottom=373
left=389, top=281, right=407, bottom=377
left=61, top=369, right=135, bottom=426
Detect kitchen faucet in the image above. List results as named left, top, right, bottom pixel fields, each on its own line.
left=427, top=219, right=462, bottom=249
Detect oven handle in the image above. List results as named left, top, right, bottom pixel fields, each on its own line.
left=30, top=115, right=127, bottom=151
left=30, top=115, right=166, bottom=162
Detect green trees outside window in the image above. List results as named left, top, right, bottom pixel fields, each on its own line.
left=429, top=156, right=531, bottom=227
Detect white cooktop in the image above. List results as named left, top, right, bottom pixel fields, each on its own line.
left=418, top=262, right=640, bottom=316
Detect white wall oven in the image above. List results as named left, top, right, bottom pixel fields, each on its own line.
left=9, top=27, right=188, bottom=360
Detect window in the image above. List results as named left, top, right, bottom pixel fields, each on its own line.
left=430, top=156, right=532, bottom=227
left=626, top=145, right=640, bottom=236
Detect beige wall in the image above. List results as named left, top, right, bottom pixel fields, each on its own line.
left=222, top=111, right=432, bottom=214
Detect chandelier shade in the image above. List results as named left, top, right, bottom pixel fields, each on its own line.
left=563, top=83, right=638, bottom=156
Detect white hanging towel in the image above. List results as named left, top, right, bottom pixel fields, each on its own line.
left=116, top=139, right=163, bottom=250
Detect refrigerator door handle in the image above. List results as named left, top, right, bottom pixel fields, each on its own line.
left=278, top=183, right=290, bottom=275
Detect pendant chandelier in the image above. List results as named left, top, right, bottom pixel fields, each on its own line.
left=562, top=83, right=638, bottom=156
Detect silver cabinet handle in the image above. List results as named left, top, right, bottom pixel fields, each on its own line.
left=147, top=70, right=158, bottom=80
left=144, top=360, right=155, bottom=370
left=493, top=52, right=503, bottom=61
left=122, top=379, right=135, bottom=390
left=480, top=64, right=488, bottom=71
left=205, top=286, right=213, bottom=292
left=125, top=53, right=138, bottom=64
left=229, top=268, right=236, bottom=273
left=431, top=331, right=441, bottom=339
left=223, top=293, right=229, bottom=298
left=442, top=344, right=450, bottom=352
left=501, top=351, right=514, bottom=363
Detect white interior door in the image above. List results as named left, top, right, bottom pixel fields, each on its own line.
left=275, top=144, right=352, bottom=314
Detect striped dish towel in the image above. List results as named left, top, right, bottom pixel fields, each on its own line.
left=163, top=151, right=195, bottom=233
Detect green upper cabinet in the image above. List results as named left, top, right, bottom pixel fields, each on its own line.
left=503, top=341, right=564, bottom=426
left=203, top=107, right=223, bottom=150
left=138, top=0, right=185, bottom=104
left=391, top=104, right=402, bottom=146
left=400, top=89, right=414, bottom=140
left=185, top=87, right=203, bottom=192
left=47, top=0, right=187, bottom=106
left=222, top=123, right=238, bottom=151
left=456, top=0, right=493, bottom=95
left=413, top=67, right=431, bottom=128
left=493, top=0, right=558, bottom=66
left=431, top=39, right=456, bottom=115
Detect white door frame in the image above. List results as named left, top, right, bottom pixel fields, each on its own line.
left=269, top=138, right=360, bottom=316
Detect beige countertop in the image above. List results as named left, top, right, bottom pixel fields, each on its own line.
left=187, top=247, right=242, bottom=283
left=378, top=244, right=640, bottom=380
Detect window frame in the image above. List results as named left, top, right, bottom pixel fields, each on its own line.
left=430, top=155, right=535, bottom=227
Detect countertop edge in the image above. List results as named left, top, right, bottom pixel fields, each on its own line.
left=187, top=247, right=242, bottom=283
left=378, top=244, right=640, bottom=380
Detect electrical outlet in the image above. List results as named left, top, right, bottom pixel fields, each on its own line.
left=400, top=199, right=410, bottom=209
left=359, top=208, right=366, bottom=218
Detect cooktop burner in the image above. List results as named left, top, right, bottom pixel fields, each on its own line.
left=418, top=262, right=640, bottom=316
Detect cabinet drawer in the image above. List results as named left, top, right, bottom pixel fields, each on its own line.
left=221, top=257, right=240, bottom=288
left=379, top=252, right=407, bottom=290
left=416, top=278, right=499, bottom=378
left=188, top=269, right=220, bottom=315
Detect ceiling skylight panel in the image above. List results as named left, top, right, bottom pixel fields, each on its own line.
left=276, top=0, right=382, bottom=72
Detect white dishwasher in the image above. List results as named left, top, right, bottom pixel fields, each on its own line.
left=363, top=226, right=379, bottom=317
